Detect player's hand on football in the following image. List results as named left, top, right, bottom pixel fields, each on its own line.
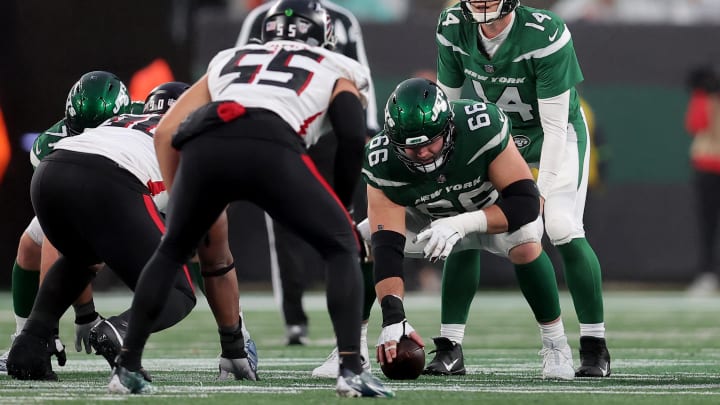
left=415, top=216, right=467, bottom=262
left=74, top=313, right=104, bottom=353
left=218, top=356, right=258, bottom=381
left=376, top=319, right=423, bottom=365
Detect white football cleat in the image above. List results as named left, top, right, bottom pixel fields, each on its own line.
left=312, top=337, right=370, bottom=378
left=539, top=335, right=575, bottom=380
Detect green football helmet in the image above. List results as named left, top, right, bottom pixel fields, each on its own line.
left=65, top=71, right=130, bottom=135
left=384, top=78, right=455, bottom=173
left=460, top=0, right=519, bottom=24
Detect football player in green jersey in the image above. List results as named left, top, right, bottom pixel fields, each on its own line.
left=365, top=78, right=574, bottom=380
left=435, top=1, right=610, bottom=377
left=1, top=71, right=132, bottom=374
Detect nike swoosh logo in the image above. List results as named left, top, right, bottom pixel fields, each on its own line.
left=599, top=365, right=608, bottom=376
left=548, top=28, right=559, bottom=41
left=443, top=358, right=459, bottom=371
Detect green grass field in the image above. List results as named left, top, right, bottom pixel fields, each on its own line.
left=1, top=290, right=719, bottom=404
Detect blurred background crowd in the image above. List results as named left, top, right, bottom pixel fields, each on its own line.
left=1, top=0, right=719, bottom=294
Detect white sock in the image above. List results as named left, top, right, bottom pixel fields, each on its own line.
left=14, top=315, right=27, bottom=336
left=440, top=324, right=465, bottom=344
left=360, top=322, right=368, bottom=342
left=579, top=323, right=605, bottom=339
left=539, top=318, right=565, bottom=340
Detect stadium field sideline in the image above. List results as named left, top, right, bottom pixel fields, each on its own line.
left=1, top=290, right=719, bottom=404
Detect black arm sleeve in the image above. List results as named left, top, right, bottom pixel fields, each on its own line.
left=495, top=179, right=541, bottom=233
left=372, top=230, right=406, bottom=285
left=327, top=90, right=367, bottom=208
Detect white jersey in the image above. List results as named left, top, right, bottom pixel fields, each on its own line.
left=206, top=40, right=371, bottom=147
left=53, top=114, right=168, bottom=210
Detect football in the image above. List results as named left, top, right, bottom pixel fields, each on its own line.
left=380, top=336, right=425, bottom=380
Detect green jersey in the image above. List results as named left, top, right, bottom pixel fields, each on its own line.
left=362, top=99, right=509, bottom=219
left=436, top=5, right=584, bottom=163
left=30, top=101, right=144, bottom=169
left=30, top=119, right=70, bottom=169
left=128, top=100, right=146, bottom=114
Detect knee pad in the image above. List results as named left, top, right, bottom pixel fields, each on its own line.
left=545, top=214, right=583, bottom=245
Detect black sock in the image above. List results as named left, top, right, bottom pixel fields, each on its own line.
left=339, top=352, right=363, bottom=374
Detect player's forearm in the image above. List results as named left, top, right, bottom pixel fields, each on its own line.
left=537, top=90, right=570, bottom=198
left=155, top=134, right=180, bottom=191
left=436, top=81, right=463, bottom=101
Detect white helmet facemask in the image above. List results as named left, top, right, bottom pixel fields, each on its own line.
left=464, top=0, right=508, bottom=24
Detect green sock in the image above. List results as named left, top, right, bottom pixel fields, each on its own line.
left=361, top=261, right=375, bottom=321
left=557, top=238, right=604, bottom=324
left=11, top=261, right=39, bottom=318
left=188, top=262, right=205, bottom=295
left=514, top=251, right=561, bottom=323
left=441, top=250, right=481, bottom=324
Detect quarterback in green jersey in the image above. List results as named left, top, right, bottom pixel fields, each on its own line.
left=435, top=1, right=610, bottom=377
left=1, top=71, right=132, bottom=374
left=363, top=78, right=574, bottom=380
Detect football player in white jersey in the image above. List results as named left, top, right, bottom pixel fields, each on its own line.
left=236, top=0, right=379, bottom=355
left=109, top=0, right=393, bottom=398
left=6, top=83, right=200, bottom=382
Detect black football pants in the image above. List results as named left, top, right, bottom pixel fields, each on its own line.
left=27, top=150, right=196, bottom=337
left=123, top=111, right=363, bottom=361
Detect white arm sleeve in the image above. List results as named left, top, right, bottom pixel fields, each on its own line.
left=436, top=81, right=463, bottom=102
left=536, top=90, right=570, bottom=199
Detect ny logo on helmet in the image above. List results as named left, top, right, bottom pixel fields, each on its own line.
left=431, top=87, right=449, bottom=122
left=112, top=85, right=130, bottom=114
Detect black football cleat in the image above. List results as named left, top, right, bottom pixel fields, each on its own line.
left=89, top=316, right=127, bottom=369
left=6, top=332, right=58, bottom=381
left=423, top=337, right=466, bottom=376
left=575, top=336, right=611, bottom=377
left=286, top=324, right=308, bottom=346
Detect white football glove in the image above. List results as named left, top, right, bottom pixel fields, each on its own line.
left=356, top=218, right=371, bottom=242
left=414, top=212, right=487, bottom=262
left=376, top=319, right=416, bottom=364
left=75, top=314, right=104, bottom=353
